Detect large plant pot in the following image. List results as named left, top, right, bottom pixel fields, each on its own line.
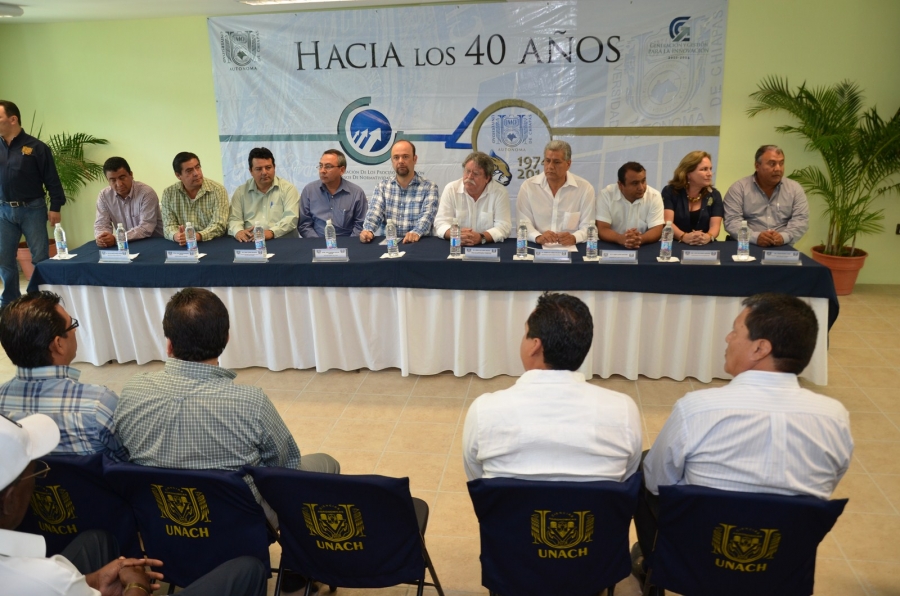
left=16, top=239, right=58, bottom=281
left=810, top=245, right=867, bottom=296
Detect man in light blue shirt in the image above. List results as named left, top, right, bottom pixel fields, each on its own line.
left=298, top=149, right=367, bottom=237
left=228, top=147, right=299, bottom=241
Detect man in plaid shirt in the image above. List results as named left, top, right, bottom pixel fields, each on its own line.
left=0, top=291, right=128, bottom=461
left=360, top=140, right=439, bottom=244
left=161, top=152, right=229, bottom=245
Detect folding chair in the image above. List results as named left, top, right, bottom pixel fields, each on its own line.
left=247, top=467, right=445, bottom=596
left=104, top=461, right=273, bottom=589
left=467, top=472, right=643, bottom=596
left=17, top=453, right=141, bottom=557
left=644, top=484, right=848, bottom=596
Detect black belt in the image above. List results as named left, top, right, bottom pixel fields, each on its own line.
left=1, top=198, right=44, bottom=208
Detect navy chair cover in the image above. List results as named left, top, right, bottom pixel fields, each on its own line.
left=467, top=473, right=643, bottom=596
left=648, top=484, right=847, bottom=596
left=104, top=461, right=271, bottom=588
left=248, top=467, right=439, bottom=592
left=17, top=454, right=141, bottom=557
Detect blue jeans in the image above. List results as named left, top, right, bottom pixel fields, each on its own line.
left=0, top=199, right=49, bottom=307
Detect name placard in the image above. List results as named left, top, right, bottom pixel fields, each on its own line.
left=534, top=249, right=572, bottom=263
left=313, top=248, right=349, bottom=262
left=463, top=247, right=500, bottom=262
left=234, top=249, right=268, bottom=263
left=600, top=250, right=638, bottom=264
left=98, top=250, right=132, bottom=264
left=761, top=250, right=802, bottom=266
left=681, top=250, right=720, bottom=265
left=165, top=251, right=199, bottom=264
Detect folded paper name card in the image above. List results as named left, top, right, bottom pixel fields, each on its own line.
left=165, top=251, right=200, bottom=264
left=681, top=250, right=720, bottom=265
left=534, top=249, right=572, bottom=263
left=234, top=249, right=269, bottom=263
left=600, top=250, right=638, bottom=264
left=463, top=247, right=500, bottom=262
left=761, top=250, right=801, bottom=266
left=312, top=248, right=349, bottom=262
left=98, top=250, right=133, bottom=264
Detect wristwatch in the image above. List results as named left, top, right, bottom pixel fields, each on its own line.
left=480, top=234, right=487, bottom=245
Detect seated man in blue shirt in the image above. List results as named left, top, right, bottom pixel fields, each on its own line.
left=0, top=291, right=128, bottom=461
left=298, top=149, right=367, bottom=237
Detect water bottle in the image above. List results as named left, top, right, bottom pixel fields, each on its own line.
left=185, top=221, right=197, bottom=256
left=737, top=220, right=750, bottom=260
left=253, top=220, right=266, bottom=252
left=54, top=223, right=68, bottom=257
left=115, top=222, right=129, bottom=254
left=325, top=219, right=337, bottom=249
left=449, top=218, right=461, bottom=257
left=516, top=220, right=528, bottom=258
left=660, top=222, right=673, bottom=261
left=385, top=218, right=399, bottom=257
left=586, top=222, right=598, bottom=259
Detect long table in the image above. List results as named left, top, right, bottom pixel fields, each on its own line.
left=30, top=236, right=838, bottom=384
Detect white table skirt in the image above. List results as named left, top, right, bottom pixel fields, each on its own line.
left=45, top=284, right=828, bottom=384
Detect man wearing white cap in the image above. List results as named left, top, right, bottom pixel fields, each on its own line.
left=0, top=413, right=268, bottom=595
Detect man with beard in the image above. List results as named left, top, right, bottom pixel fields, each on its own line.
left=433, top=151, right=511, bottom=245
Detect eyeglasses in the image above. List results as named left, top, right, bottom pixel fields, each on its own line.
left=317, top=164, right=337, bottom=171
left=19, top=460, right=51, bottom=482
left=64, top=317, right=79, bottom=333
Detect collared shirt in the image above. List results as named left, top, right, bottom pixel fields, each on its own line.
left=463, top=369, right=642, bottom=482
left=227, top=176, right=300, bottom=238
left=516, top=172, right=596, bottom=243
left=0, top=366, right=128, bottom=461
left=723, top=174, right=810, bottom=245
left=661, top=185, right=724, bottom=234
left=596, top=183, right=665, bottom=234
left=298, top=177, right=368, bottom=237
left=0, top=130, right=65, bottom=210
left=433, top=178, right=512, bottom=241
left=115, top=358, right=300, bottom=473
left=93, top=180, right=164, bottom=241
left=0, top=529, right=97, bottom=596
left=160, top=178, right=230, bottom=241
left=643, top=370, right=853, bottom=498
left=362, top=172, right=439, bottom=238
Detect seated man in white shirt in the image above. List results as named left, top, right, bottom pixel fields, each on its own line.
left=632, top=293, right=853, bottom=589
left=596, top=162, right=665, bottom=248
left=516, top=140, right=596, bottom=246
left=433, top=151, right=511, bottom=245
left=463, top=292, right=642, bottom=482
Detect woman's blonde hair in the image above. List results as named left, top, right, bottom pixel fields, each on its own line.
left=668, top=150, right=713, bottom=193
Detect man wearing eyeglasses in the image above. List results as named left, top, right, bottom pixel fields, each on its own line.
left=433, top=151, right=511, bottom=245
left=228, top=147, right=300, bottom=241
left=0, top=413, right=268, bottom=595
left=516, top=140, right=596, bottom=246
left=298, top=149, right=368, bottom=238
left=0, top=291, right=128, bottom=461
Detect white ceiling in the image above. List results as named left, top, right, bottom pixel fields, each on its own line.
left=2, top=0, right=509, bottom=24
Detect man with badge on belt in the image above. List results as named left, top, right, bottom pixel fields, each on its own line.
left=0, top=100, right=65, bottom=308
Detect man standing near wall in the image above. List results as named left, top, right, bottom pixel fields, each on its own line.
left=0, top=100, right=65, bottom=308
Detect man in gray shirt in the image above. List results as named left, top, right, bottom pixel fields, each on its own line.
left=94, top=156, right=163, bottom=247
left=723, top=145, right=809, bottom=246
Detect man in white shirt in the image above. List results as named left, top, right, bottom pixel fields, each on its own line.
left=632, top=293, right=853, bottom=585
left=434, top=151, right=511, bottom=245
left=463, top=292, right=642, bottom=482
left=516, top=141, right=596, bottom=246
left=596, top=162, right=665, bottom=248
left=0, top=413, right=267, bottom=595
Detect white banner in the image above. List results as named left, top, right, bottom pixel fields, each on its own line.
left=209, top=0, right=727, bottom=215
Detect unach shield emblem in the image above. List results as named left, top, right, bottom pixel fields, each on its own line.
left=499, top=115, right=528, bottom=148
left=30, top=485, right=75, bottom=525
left=712, top=524, right=781, bottom=564
left=150, top=485, right=210, bottom=527
left=302, top=503, right=365, bottom=542
left=531, top=510, right=594, bottom=549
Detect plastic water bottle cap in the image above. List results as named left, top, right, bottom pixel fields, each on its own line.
left=327, top=219, right=333, bottom=225
left=452, top=218, right=459, bottom=225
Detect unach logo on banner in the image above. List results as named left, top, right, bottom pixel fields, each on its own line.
left=221, top=31, right=260, bottom=70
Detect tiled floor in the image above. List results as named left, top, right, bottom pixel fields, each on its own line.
left=5, top=283, right=899, bottom=595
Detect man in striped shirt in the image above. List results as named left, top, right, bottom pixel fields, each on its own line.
left=161, top=152, right=229, bottom=245
left=0, top=291, right=128, bottom=460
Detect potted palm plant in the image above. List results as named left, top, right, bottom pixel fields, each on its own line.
left=16, top=125, right=109, bottom=279
left=746, top=76, right=900, bottom=294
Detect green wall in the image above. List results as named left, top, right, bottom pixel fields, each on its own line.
left=2, top=0, right=899, bottom=282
